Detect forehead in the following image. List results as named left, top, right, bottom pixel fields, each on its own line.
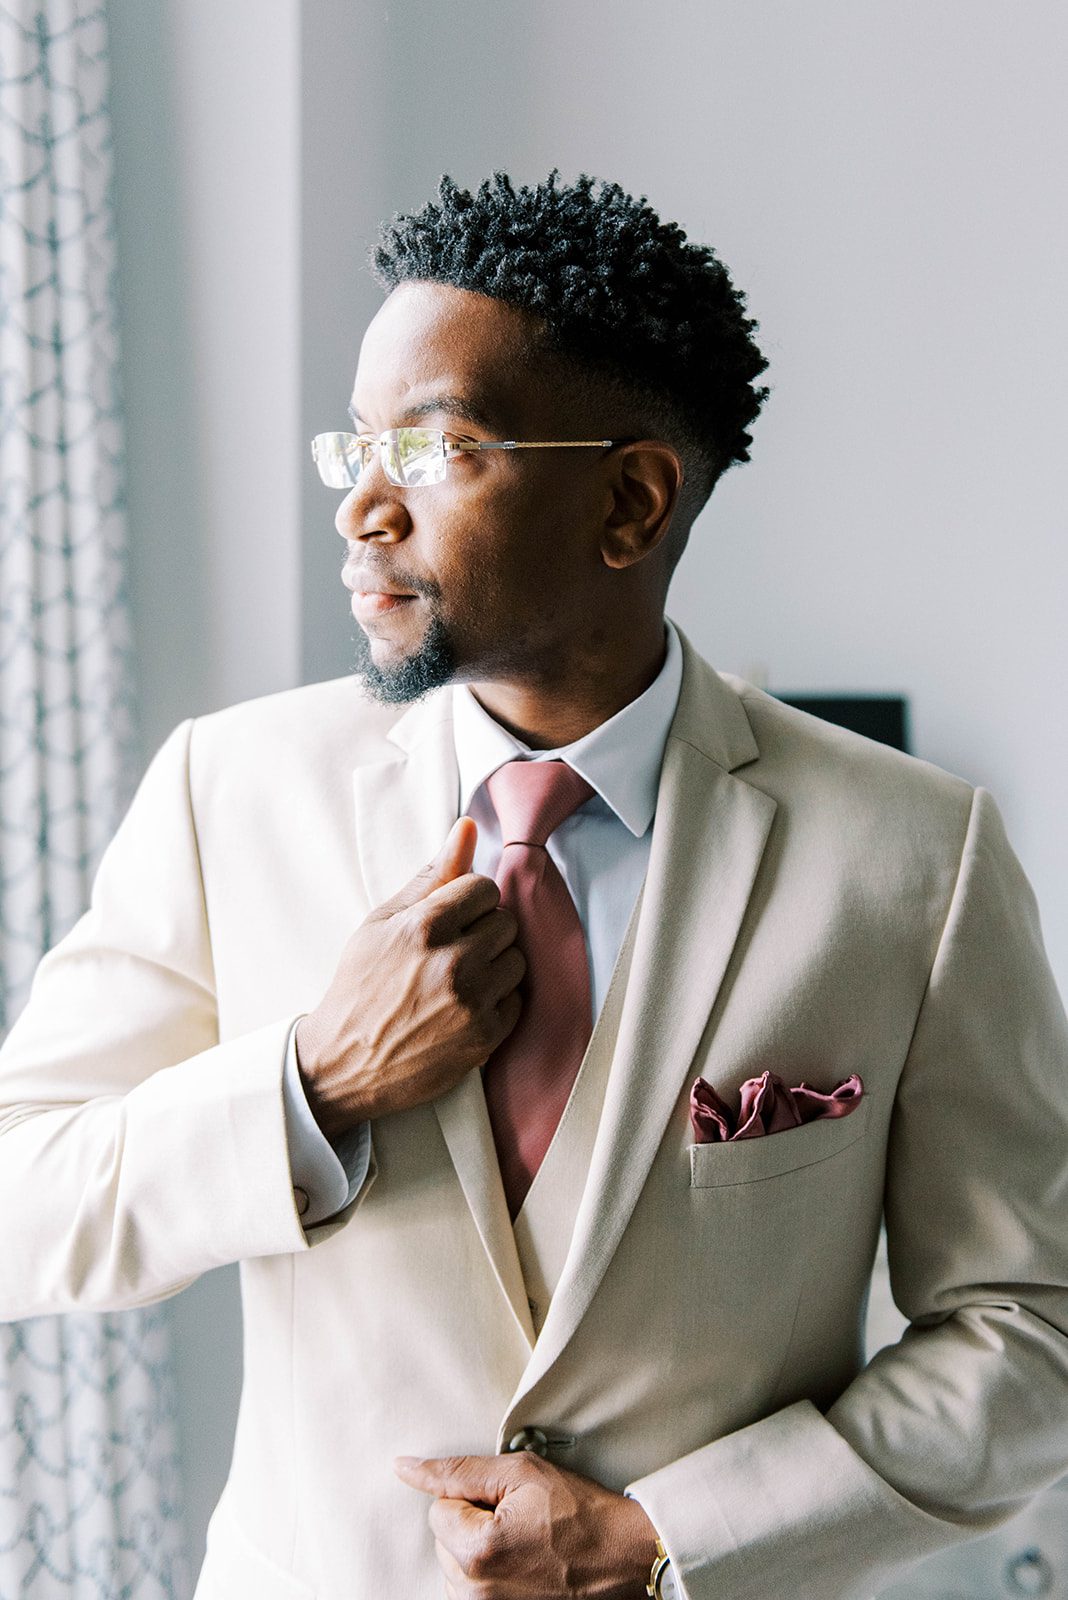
left=351, top=281, right=545, bottom=427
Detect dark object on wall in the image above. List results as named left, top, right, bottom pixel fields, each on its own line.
left=773, top=695, right=910, bottom=754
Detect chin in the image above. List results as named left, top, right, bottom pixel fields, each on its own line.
left=352, top=613, right=457, bottom=705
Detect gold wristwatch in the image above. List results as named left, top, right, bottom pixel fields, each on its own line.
left=647, top=1536, right=679, bottom=1599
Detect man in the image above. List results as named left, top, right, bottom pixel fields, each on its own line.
left=1, top=171, right=1067, bottom=1600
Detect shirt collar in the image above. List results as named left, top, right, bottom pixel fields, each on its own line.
left=452, top=619, right=683, bottom=838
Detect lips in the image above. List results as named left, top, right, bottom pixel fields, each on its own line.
left=352, top=591, right=415, bottom=619
left=343, top=565, right=425, bottom=625
left=342, top=564, right=414, bottom=596
left=346, top=576, right=419, bottom=625
left=346, top=579, right=412, bottom=597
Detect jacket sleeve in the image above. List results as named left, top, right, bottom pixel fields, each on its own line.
left=625, top=787, right=1068, bottom=1600
left=0, top=718, right=371, bottom=1321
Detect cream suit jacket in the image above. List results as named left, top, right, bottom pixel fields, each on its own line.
left=2, top=630, right=1068, bottom=1600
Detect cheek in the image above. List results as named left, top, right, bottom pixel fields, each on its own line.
left=423, top=517, right=490, bottom=600
left=422, top=482, right=522, bottom=581
left=418, top=469, right=591, bottom=621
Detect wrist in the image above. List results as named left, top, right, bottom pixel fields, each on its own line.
left=617, top=1493, right=660, bottom=1597
left=294, top=1015, right=362, bottom=1143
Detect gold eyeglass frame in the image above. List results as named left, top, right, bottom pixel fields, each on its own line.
left=311, top=427, right=619, bottom=490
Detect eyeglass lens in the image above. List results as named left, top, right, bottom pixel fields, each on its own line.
left=313, top=428, right=448, bottom=489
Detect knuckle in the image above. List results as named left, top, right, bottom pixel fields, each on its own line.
left=471, top=1010, right=498, bottom=1051
left=445, top=951, right=474, bottom=1006
left=428, top=903, right=454, bottom=940
left=465, top=1527, right=500, bottom=1582
left=427, top=1500, right=451, bottom=1541
left=465, top=1546, right=491, bottom=1583
left=475, top=873, right=501, bottom=907
left=397, top=901, right=426, bottom=936
left=496, top=956, right=523, bottom=998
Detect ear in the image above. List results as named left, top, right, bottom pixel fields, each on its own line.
left=599, top=440, right=685, bottom=570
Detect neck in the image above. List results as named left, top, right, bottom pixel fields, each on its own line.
left=468, top=620, right=668, bottom=750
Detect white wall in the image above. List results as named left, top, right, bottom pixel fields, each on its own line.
left=294, top=0, right=1068, bottom=982
left=111, top=0, right=301, bottom=753
left=106, top=0, right=1068, bottom=1585
left=529, top=1, right=1068, bottom=980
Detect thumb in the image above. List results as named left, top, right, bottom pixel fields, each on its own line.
left=393, top=1453, right=512, bottom=1505
left=385, top=817, right=477, bottom=912
left=435, top=815, right=477, bottom=884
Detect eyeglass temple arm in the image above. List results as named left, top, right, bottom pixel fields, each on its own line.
left=452, top=439, right=616, bottom=452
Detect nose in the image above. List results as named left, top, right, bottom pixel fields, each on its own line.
left=334, top=457, right=412, bottom=545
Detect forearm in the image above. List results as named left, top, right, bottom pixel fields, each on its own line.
left=627, top=1290, right=1068, bottom=1600
left=0, top=1014, right=311, bottom=1318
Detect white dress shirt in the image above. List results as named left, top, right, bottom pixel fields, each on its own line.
left=281, top=620, right=684, bottom=1226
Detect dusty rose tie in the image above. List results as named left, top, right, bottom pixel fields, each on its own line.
left=481, top=759, right=595, bottom=1220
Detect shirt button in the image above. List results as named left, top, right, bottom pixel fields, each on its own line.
left=293, top=1186, right=310, bottom=1217
left=504, top=1425, right=550, bottom=1457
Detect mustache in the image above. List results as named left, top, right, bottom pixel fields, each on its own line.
left=341, top=559, right=442, bottom=603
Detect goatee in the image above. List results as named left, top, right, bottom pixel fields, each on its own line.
left=352, top=611, right=457, bottom=705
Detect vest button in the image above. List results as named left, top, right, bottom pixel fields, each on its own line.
left=505, top=1426, right=550, bottom=1457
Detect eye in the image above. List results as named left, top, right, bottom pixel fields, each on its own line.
left=394, top=428, right=445, bottom=487
left=442, top=434, right=488, bottom=468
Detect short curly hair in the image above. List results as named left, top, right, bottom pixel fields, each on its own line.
left=372, top=170, right=770, bottom=509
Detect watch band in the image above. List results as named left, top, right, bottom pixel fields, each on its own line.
left=646, top=1536, right=671, bottom=1598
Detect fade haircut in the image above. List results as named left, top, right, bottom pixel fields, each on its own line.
left=372, top=170, right=770, bottom=525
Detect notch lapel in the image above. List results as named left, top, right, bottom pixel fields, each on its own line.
left=504, top=643, right=778, bottom=1410
left=350, top=691, right=458, bottom=911
left=351, top=692, right=535, bottom=1349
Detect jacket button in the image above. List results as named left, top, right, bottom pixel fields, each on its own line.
left=504, top=1426, right=549, bottom=1457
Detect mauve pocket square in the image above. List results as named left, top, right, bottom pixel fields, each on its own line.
left=690, top=1070, right=864, bottom=1143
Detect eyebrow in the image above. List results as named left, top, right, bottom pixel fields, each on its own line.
left=347, top=393, right=499, bottom=434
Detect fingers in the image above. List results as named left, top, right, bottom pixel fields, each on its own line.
left=394, top=1453, right=509, bottom=1503
left=462, top=904, right=519, bottom=962
left=396, top=1452, right=504, bottom=1590
left=436, top=816, right=477, bottom=883
left=434, top=1537, right=470, bottom=1597
left=380, top=818, right=478, bottom=915
left=486, top=944, right=526, bottom=1004
left=430, top=1509, right=491, bottom=1590
left=436, top=905, right=523, bottom=1010
left=419, top=873, right=503, bottom=940
left=429, top=1498, right=494, bottom=1543
left=491, top=987, right=523, bottom=1045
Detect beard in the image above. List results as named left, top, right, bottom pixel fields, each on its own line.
left=352, top=606, right=458, bottom=705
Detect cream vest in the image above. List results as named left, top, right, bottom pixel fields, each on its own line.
left=512, top=890, right=644, bottom=1334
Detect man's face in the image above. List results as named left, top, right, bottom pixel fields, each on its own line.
left=339, top=281, right=615, bottom=703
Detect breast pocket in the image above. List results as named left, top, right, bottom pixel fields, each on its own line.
left=688, top=1095, right=872, bottom=1187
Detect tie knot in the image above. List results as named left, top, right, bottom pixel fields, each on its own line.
left=486, top=760, right=595, bottom=848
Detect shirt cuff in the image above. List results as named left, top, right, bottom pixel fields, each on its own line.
left=281, top=1019, right=372, bottom=1226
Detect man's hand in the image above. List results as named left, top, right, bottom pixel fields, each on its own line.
left=393, top=1452, right=658, bottom=1599
left=294, top=819, right=525, bottom=1141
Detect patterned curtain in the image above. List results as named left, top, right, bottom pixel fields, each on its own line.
left=0, top=5, right=189, bottom=1596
